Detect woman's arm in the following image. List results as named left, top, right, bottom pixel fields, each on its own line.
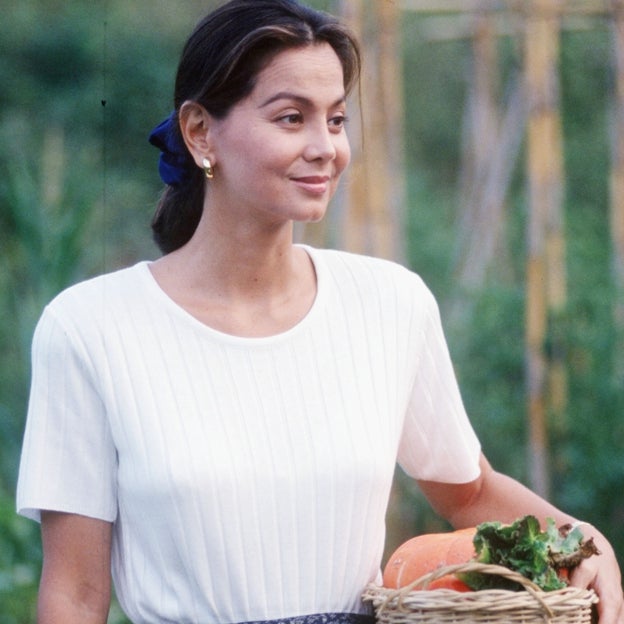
left=417, top=453, right=624, bottom=624
left=38, top=511, right=113, bottom=624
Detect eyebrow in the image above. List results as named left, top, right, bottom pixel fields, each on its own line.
left=259, top=91, right=346, bottom=109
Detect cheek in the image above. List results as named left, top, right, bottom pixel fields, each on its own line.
left=336, top=136, right=351, bottom=173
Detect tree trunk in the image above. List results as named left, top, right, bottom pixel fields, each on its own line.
left=524, top=0, right=566, bottom=498
left=453, top=8, right=527, bottom=305
left=329, top=0, right=404, bottom=261
left=610, top=0, right=624, bottom=380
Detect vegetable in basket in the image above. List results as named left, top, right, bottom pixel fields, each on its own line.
left=465, top=515, right=601, bottom=591
left=383, top=527, right=476, bottom=591
left=383, top=514, right=600, bottom=592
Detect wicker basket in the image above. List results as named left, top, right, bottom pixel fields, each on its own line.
left=362, top=562, right=598, bottom=624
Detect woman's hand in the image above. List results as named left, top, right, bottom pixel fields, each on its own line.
left=568, top=526, right=624, bottom=624
left=418, top=453, right=624, bottom=624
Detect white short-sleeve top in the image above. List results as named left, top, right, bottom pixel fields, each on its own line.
left=17, top=246, right=480, bottom=623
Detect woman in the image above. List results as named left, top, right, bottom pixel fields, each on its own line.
left=16, top=1, right=624, bottom=623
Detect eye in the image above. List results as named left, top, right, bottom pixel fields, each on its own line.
left=277, top=112, right=303, bottom=126
left=328, top=114, right=348, bottom=132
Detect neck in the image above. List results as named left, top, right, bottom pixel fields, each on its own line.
left=148, top=189, right=321, bottom=337
left=176, top=209, right=300, bottom=300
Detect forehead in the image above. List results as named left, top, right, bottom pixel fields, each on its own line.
left=251, top=43, right=345, bottom=102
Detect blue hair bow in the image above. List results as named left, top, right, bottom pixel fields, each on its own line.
left=148, top=111, right=193, bottom=186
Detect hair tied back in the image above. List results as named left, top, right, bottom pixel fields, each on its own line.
left=148, top=111, right=193, bottom=186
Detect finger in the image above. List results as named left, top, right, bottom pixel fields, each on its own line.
left=569, top=564, right=624, bottom=624
left=568, top=562, right=596, bottom=590
left=587, top=578, right=624, bottom=624
left=598, top=598, right=624, bottom=624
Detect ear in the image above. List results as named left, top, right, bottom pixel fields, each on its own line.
left=178, top=100, right=216, bottom=168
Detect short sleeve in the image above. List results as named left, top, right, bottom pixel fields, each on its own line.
left=16, top=306, right=117, bottom=523
left=397, top=287, right=481, bottom=483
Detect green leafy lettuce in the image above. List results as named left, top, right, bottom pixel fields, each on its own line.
left=462, top=515, right=594, bottom=592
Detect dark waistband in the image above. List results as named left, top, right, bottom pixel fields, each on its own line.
left=240, top=613, right=375, bottom=624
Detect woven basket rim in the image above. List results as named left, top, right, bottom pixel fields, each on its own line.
left=363, top=562, right=599, bottom=619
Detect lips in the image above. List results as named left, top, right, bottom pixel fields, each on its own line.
left=291, top=175, right=331, bottom=195
left=294, top=175, right=330, bottom=183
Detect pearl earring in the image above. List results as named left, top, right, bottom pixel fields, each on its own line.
left=202, top=157, right=214, bottom=179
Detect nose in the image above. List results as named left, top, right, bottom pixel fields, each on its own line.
left=303, top=123, right=337, bottom=163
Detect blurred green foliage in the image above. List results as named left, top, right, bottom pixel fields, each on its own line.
left=401, top=12, right=624, bottom=557
left=1, top=2, right=622, bottom=621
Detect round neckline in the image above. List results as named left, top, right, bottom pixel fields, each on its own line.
left=139, top=244, right=326, bottom=346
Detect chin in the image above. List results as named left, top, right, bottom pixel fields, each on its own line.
left=304, top=206, right=328, bottom=223
left=287, top=202, right=328, bottom=225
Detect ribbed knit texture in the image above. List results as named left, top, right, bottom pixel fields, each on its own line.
left=17, top=246, right=480, bottom=623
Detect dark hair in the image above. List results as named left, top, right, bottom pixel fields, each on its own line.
left=151, top=0, right=361, bottom=254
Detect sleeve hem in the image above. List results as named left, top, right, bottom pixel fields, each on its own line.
left=16, top=503, right=117, bottom=524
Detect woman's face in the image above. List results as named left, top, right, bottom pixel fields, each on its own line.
left=208, top=43, right=351, bottom=226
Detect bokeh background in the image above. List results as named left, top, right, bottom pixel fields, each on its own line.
left=1, top=1, right=623, bottom=622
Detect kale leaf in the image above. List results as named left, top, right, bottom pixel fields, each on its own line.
left=462, top=515, right=598, bottom=592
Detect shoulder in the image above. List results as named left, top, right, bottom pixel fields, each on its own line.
left=37, top=262, right=151, bottom=342
left=45, top=262, right=149, bottom=316
left=308, top=246, right=420, bottom=281
left=308, top=246, right=436, bottom=305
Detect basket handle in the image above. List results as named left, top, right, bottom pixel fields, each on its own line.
left=395, top=561, right=554, bottom=618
